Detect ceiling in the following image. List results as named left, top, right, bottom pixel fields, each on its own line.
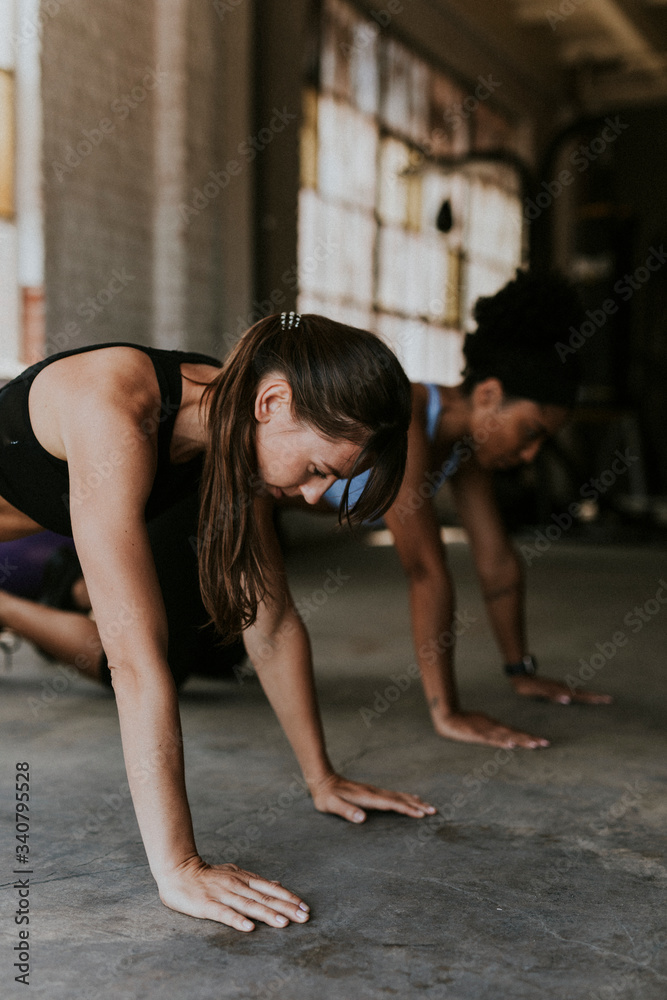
left=425, top=0, right=667, bottom=115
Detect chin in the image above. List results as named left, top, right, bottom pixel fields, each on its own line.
left=475, top=453, right=495, bottom=470
left=479, top=454, right=507, bottom=471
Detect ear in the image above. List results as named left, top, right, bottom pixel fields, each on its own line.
left=471, top=377, right=505, bottom=410
left=254, top=376, right=293, bottom=424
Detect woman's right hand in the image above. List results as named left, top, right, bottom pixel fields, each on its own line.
left=433, top=710, right=549, bottom=749
left=157, top=855, right=311, bottom=931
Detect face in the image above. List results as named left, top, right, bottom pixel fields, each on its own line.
left=468, top=379, right=569, bottom=470
left=254, top=376, right=366, bottom=503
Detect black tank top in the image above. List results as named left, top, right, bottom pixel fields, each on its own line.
left=0, top=342, right=221, bottom=537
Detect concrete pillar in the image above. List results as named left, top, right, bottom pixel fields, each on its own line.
left=215, top=0, right=255, bottom=352
left=255, top=0, right=313, bottom=310
left=152, top=0, right=188, bottom=350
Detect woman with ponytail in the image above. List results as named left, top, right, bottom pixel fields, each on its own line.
left=0, top=312, right=434, bottom=930
left=294, top=272, right=612, bottom=750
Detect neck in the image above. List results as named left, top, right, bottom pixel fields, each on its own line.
left=438, top=385, right=472, bottom=443
left=171, top=365, right=217, bottom=461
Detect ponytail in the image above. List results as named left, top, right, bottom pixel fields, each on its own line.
left=197, top=314, right=411, bottom=638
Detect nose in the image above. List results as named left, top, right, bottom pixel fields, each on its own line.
left=519, top=440, right=541, bottom=464
left=299, top=479, right=333, bottom=505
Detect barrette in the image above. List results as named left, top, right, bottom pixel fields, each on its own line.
left=280, top=311, right=301, bottom=329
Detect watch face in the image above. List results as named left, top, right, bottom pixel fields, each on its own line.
left=505, top=656, right=537, bottom=676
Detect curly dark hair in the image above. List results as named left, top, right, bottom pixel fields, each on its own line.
left=461, top=269, right=584, bottom=406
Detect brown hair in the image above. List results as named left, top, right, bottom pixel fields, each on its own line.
left=197, top=313, right=411, bottom=638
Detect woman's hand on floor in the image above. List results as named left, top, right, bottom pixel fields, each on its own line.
left=309, top=773, right=436, bottom=823
left=433, top=710, right=549, bottom=749
left=158, top=856, right=310, bottom=931
left=510, top=675, right=612, bottom=705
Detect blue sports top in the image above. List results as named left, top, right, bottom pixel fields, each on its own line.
left=323, top=382, right=461, bottom=512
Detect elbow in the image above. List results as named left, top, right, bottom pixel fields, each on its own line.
left=402, top=555, right=449, bottom=588
left=476, top=549, right=522, bottom=588
left=107, top=656, right=176, bottom=702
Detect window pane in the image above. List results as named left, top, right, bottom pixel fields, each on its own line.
left=318, top=94, right=377, bottom=208
left=299, top=0, right=524, bottom=386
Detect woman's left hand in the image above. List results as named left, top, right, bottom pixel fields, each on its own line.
left=309, top=773, right=436, bottom=823
left=510, top=675, right=612, bottom=705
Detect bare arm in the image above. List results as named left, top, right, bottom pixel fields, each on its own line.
left=383, top=412, right=459, bottom=726
left=450, top=460, right=526, bottom=664
left=451, top=461, right=611, bottom=708
left=383, top=411, right=547, bottom=748
left=57, top=370, right=309, bottom=931
left=243, top=497, right=435, bottom=822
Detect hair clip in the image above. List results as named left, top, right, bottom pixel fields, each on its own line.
left=280, top=311, right=301, bottom=330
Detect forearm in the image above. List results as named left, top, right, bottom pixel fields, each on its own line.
left=407, top=569, right=460, bottom=721
left=244, top=608, right=334, bottom=789
left=479, top=553, right=526, bottom=664
left=111, top=663, right=198, bottom=882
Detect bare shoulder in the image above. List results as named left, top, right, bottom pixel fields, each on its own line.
left=30, top=346, right=161, bottom=460
left=35, top=345, right=158, bottom=408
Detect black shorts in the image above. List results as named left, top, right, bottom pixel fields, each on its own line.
left=99, top=491, right=245, bottom=689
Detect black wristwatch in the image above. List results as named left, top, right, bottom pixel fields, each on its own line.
left=504, top=654, right=537, bottom=677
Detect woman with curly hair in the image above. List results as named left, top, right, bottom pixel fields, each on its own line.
left=307, top=272, right=612, bottom=749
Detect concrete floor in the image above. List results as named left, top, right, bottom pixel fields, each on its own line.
left=1, top=534, right=666, bottom=999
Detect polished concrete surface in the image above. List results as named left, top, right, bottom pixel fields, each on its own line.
left=2, top=535, right=666, bottom=999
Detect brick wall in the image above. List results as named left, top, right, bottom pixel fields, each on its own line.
left=41, top=0, right=241, bottom=357
left=42, top=0, right=156, bottom=352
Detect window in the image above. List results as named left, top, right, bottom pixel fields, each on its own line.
left=298, top=0, right=525, bottom=386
